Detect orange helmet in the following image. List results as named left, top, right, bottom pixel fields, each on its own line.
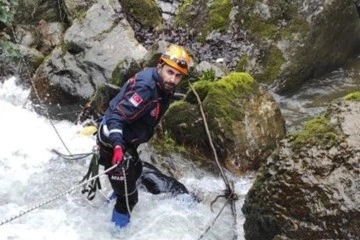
left=160, top=44, right=190, bottom=75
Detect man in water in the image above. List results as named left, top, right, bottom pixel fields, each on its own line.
left=96, top=44, right=191, bottom=227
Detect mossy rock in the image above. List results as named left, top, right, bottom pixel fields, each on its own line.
left=64, top=0, right=95, bottom=21
left=14, top=0, right=63, bottom=24
left=174, top=0, right=232, bottom=41
left=252, top=45, right=285, bottom=84
left=111, top=58, right=141, bottom=87
left=119, top=0, right=163, bottom=29
left=290, top=115, right=344, bottom=150
left=162, top=72, right=256, bottom=159
left=233, top=1, right=310, bottom=87
left=343, top=91, right=360, bottom=101
left=236, top=0, right=308, bottom=41
left=89, top=83, right=120, bottom=114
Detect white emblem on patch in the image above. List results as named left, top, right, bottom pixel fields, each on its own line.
left=129, top=92, right=143, bottom=107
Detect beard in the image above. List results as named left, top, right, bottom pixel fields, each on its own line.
left=163, top=82, right=176, bottom=92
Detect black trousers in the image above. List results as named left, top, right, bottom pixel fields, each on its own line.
left=98, top=145, right=143, bottom=214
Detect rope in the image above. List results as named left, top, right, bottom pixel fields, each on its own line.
left=122, top=167, right=131, bottom=216
left=197, top=195, right=232, bottom=240
left=0, top=164, right=118, bottom=226
left=188, top=80, right=239, bottom=239
left=8, top=25, right=73, bottom=156
left=230, top=181, right=238, bottom=240
left=187, top=81, right=231, bottom=189
left=51, top=149, right=93, bottom=160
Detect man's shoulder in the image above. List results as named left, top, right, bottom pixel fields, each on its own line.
left=135, top=67, right=157, bottom=89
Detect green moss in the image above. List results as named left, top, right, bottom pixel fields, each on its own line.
left=110, top=59, right=141, bottom=87
left=237, top=1, right=308, bottom=41
left=255, top=45, right=285, bottom=83
left=234, top=1, right=309, bottom=84
left=151, top=130, right=186, bottom=153
left=216, top=72, right=254, bottom=93
left=175, top=0, right=232, bottom=42
left=199, top=68, right=216, bottom=82
left=243, top=13, right=279, bottom=40
left=291, top=115, right=343, bottom=150
left=119, top=0, right=162, bottom=29
left=205, top=0, right=232, bottom=33
left=186, top=72, right=254, bottom=103
left=60, top=41, right=70, bottom=54
left=343, top=91, right=360, bottom=101
left=236, top=55, right=249, bottom=72
left=175, top=0, right=200, bottom=28
left=111, top=60, right=125, bottom=86
left=188, top=72, right=255, bottom=135
left=162, top=72, right=256, bottom=154
left=160, top=101, right=203, bottom=148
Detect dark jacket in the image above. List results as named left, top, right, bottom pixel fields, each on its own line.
left=97, top=67, right=172, bottom=149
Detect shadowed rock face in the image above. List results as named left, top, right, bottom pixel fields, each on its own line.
left=242, top=100, right=360, bottom=240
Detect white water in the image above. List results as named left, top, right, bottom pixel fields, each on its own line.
left=0, top=77, right=254, bottom=240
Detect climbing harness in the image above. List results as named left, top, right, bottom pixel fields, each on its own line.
left=79, top=147, right=132, bottom=215
left=80, top=147, right=102, bottom=200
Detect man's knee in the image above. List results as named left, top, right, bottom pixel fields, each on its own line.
left=114, top=189, right=138, bottom=213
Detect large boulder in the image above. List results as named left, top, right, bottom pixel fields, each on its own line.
left=242, top=99, right=360, bottom=239
left=31, top=0, right=146, bottom=110
left=161, top=72, right=286, bottom=175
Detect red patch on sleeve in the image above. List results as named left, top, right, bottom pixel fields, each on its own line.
left=129, top=92, right=143, bottom=107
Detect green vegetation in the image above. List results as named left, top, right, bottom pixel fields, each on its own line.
left=237, top=0, right=308, bottom=41
left=0, top=0, right=20, bottom=63
left=235, top=1, right=309, bottom=84
left=185, top=72, right=255, bottom=136
left=186, top=72, right=254, bottom=103
left=152, top=130, right=186, bottom=153
left=175, top=0, right=232, bottom=42
left=161, top=72, right=257, bottom=156
left=236, top=55, right=249, bottom=72
left=0, top=0, right=17, bottom=24
left=119, top=0, right=162, bottom=29
left=343, top=91, right=360, bottom=101
left=203, top=72, right=254, bottom=125
left=205, top=0, right=232, bottom=33
left=199, top=68, right=216, bottom=82
left=255, top=45, right=285, bottom=83
left=291, top=115, right=343, bottom=150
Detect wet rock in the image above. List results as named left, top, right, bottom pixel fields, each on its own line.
left=242, top=99, right=360, bottom=239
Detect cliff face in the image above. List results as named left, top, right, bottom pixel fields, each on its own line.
left=3, top=0, right=360, bottom=95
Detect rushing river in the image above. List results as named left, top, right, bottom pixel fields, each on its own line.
left=0, top=77, right=253, bottom=239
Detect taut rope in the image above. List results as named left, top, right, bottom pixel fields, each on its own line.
left=0, top=164, right=118, bottom=226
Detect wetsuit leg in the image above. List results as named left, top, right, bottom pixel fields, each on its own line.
left=98, top=147, right=143, bottom=214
